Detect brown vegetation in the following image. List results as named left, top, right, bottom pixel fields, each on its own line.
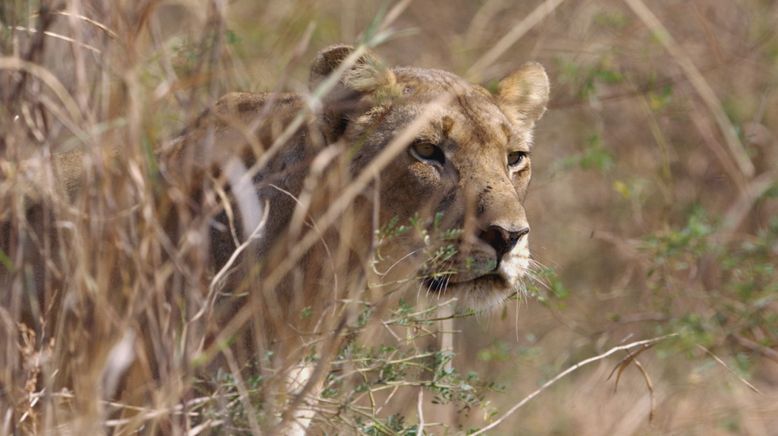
left=1, top=0, right=777, bottom=434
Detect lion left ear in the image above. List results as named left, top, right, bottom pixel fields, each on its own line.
left=496, top=62, right=550, bottom=124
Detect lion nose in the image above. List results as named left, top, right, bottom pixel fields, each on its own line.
left=478, top=225, right=529, bottom=261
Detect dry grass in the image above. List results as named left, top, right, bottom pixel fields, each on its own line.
left=2, top=0, right=778, bottom=434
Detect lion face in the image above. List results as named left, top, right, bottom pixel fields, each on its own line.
left=312, top=46, right=549, bottom=310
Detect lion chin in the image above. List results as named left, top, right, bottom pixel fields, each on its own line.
left=425, top=251, right=532, bottom=312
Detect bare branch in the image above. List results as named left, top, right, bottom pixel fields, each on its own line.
left=471, top=334, right=678, bottom=435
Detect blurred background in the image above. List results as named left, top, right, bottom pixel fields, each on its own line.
left=2, top=0, right=777, bottom=434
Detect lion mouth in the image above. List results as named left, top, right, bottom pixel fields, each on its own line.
left=423, top=272, right=509, bottom=293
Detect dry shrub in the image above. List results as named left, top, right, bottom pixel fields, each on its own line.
left=1, top=0, right=777, bottom=435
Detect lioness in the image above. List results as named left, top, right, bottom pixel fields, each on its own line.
left=1, top=43, right=548, bottom=432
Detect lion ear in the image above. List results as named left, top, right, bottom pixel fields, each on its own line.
left=496, top=62, right=550, bottom=124
left=309, top=44, right=396, bottom=94
left=309, top=44, right=397, bottom=142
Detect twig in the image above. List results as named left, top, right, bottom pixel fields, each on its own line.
left=632, top=360, right=656, bottom=422
left=187, top=420, right=224, bottom=436
left=222, top=347, right=263, bottom=435
left=697, top=345, right=761, bottom=394
left=731, top=334, right=778, bottom=364
left=190, top=199, right=269, bottom=323
left=690, top=111, right=746, bottom=190
left=36, top=10, right=118, bottom=39
left=7, top=26, right=101, bottom=53
left=717, top=170, right=778, bottom=244
left=417, top=388, right=425, bottom=435
left=8, top=3, right=59, bottom=102
left=0, top=57, right=84, bottom=125
left=624, top=0, right=755, bottom=179
left=470, top=333, right=678, bottom=435
left=375, top=385, right=400, bottom=416
left=467, top=0, right=565, bottom=81
left=607, top=341, right=655, bottom=391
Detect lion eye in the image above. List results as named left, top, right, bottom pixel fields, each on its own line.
left=507, top=151, right=528, bottom=168
left=409, top=141, right=446, bottom=165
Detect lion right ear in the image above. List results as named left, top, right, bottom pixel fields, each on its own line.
left=309, top=44, right=396, bottom=95
left=309, top=45, right=397, bottom=141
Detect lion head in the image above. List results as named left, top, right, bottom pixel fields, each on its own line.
left=308, top=45, right=550, bottom=310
